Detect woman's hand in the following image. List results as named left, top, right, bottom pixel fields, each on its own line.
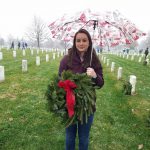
left=86, top=67, right=97, bottom=78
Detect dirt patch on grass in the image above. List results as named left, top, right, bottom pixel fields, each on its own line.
left=0, top=93, right=17, bottom=100
left=128, top=98, right=150, bottom=119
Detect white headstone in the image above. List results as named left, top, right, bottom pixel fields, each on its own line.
left=46, top=54, right=49, bottom=62
left=117, top=67, right=122, bottom=80
left=129, top=75, right=137, bottom=94
left=101, top=55, right=104, bottom=61
left=36, top=56, right=40, bottom=66
left=31, top=49, right=34, bottom=55
left=53, top=53, right=56, bottom=60
left=138, top=57, right=142, bottom=62
left=131, top=55, right=134, bottom=60
left=13, top=51, right=16, bottom=58
left=22, top=50, right=26, bottom=56
left=146, top=58, right=149, bottom=64
left=126, top=54, right=129, bottom=59
left=0, top=52, right=3, bottom=60
left=22, top=60, right=28, bottom=72
left=37, top=49, right=39, bottom=54
left=61, top=51, right=63, bottom=56
left=111, top=62, right=115, bottom=72
left=0, top=66, right=5, bottom=82
left=103, top=57, right=106, bottom=64
left=107, top=59, right=109, bottom=66
left=57, top=52, right=60, bottom=58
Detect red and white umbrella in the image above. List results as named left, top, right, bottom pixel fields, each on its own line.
left=48, top=9, right=146, bottom=49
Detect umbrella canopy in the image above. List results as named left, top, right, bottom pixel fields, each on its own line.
left=48, top=9, right=146, bottom=49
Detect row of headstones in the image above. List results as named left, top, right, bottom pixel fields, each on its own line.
left=100, top=54, right=136, bottom=95
left=0, top=46, right=62, bottom=52
left=107, top=52, right=149, bottom=64
left=0, top=50, right=64, bottom=60
left=0, top=52, right=63, bottom=82
left=106, top=51, right=149, bottom=57
left=0, top=49, right=65, bottom=60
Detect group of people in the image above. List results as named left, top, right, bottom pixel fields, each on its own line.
left=10, top=41, right=28, bottom=50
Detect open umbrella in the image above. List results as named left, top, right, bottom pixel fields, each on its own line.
left=48, top=9, right=145, bottom=49
left=48, top=9, right=146, bottom=65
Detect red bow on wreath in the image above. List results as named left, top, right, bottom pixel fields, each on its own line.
left=58, top=80, right=77, bottom=118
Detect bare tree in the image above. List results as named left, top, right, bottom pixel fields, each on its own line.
left=129, top=41, right=138, bottom=50
left=6, top=34, right=16, bottom=48
left=145, top=31, right=150, bottom=48
left=0, top=36, right=5, bottom=46
left=138, top=31, right=150, bottom=50
left=26, top=16, right=49, bottom=48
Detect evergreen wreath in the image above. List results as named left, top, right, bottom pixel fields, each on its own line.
left=45, top=70, right=97, bottom=127
left=123, top=80, right=132, bottom=95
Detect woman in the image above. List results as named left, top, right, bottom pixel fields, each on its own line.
left=59, top=29, right=104, bottom=150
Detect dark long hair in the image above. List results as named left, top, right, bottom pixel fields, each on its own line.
left=67, top=29, right=101, bottom=69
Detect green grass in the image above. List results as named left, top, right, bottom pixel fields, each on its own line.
left=0, top=49, right=150, bottom=150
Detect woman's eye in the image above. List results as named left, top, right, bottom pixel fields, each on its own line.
left=76, top=39, right=81, bottom=42
left=76, top=39, right=87, bottom=42
left=83, top=39, right=87, bottom=42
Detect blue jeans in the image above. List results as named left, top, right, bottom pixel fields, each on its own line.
left=65, top=114, right=94, bottom=150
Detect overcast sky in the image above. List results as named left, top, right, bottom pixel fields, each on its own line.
left=0, top=0, right=149, bottom=40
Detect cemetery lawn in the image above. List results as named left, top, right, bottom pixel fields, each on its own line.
left=0, top=49, right=150, bottom=150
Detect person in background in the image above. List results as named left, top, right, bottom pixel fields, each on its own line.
left=144, top=47, right=149, bottom=59
left=22, top=41, right=25, bottom=50
left=18, top=41, right=21, bottom=49
left=25, top=42, right=28, bottom=49
left=139, top=49, right=143, bottom=54
left=58, top=29, right=104, bottom=150
left=10, top=41, right=14, bottom=49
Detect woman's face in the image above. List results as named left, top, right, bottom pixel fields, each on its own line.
left=75, top=33, right=89, bottom=54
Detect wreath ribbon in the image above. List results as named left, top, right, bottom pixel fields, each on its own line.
left=58, top=80, right=77, bottom=118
